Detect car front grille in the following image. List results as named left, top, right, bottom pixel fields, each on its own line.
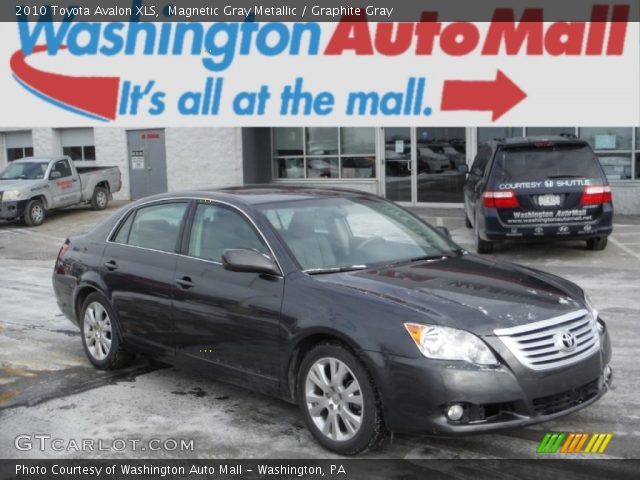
left=494, top=309, right=600, bottom=371
left=532, top=379, right=600, bottom=415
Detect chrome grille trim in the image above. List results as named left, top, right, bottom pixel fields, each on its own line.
left=494, top=309, right=600, bottom=371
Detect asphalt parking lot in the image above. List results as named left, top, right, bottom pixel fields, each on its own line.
left=0, top=203, right=639, bottom=460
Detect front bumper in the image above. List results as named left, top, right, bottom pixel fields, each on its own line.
left=367, top=325, right=612, bottom=435
left=0, top=200, right=27, bottom=220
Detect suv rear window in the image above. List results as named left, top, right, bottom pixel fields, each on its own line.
left=493, top=143, right=602, bottom=183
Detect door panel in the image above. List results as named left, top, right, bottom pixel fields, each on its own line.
left=171, top=202, right=284, bottom=381
left=50, top=159, right=81, bottom=207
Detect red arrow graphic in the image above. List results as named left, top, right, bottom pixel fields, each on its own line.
left=441, top=70, right=527, bottom=121
left=10, top=45, right=120, bottom=121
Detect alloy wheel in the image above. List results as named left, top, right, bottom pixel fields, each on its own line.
left=304, top=357, right=364, bottom=442
left=83, top=302, right=112, bottom=361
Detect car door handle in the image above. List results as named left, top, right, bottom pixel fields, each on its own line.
left=176, top=276, right=195, bottom=289
left=104, top=260, right=118, bottom=271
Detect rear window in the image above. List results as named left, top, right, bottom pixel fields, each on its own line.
left=493, top=143, right=603, bottom=183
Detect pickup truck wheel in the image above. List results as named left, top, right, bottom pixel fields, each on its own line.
left=587, top=236, right=608, bottom=251
left=298, top=343, right=386, bottom=455
left=24, top=199, right=45, bottom=226
left=91, top=187, right=109, bottom=210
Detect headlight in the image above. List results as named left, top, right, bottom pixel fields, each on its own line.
left=583, top=290, right=599, bottom=322
left=2, top=190, right=21, bottom=201
left=404, top=323, right=499, bottom=366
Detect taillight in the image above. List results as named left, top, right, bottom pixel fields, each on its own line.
left=580, top=186, right=612, bottom=205
left=55, top=242, right=70, bottom=274
left=483, top=191, right=520, bottom=208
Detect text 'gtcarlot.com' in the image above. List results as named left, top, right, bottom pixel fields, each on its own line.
left=14, top=434, right=194, bottom=452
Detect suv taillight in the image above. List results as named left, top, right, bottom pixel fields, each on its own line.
left=483, top=191, right=520, bottom=209
left=580, top=186, right=612, bottom=206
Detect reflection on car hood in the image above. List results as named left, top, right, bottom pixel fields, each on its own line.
left=314, top=254, right=585, bottom=335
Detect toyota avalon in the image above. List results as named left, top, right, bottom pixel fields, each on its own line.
left=52, top=187, right=612, bottom=455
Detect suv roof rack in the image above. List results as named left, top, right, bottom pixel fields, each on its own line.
left=558, top=133, right=578, bottom=139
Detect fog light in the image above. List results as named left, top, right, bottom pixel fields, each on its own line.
left=446, top=404, right=465, bottom=421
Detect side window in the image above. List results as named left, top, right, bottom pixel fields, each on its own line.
left=112, top=211, right=135, bottom=244
left=470, top=146, right=492, bottom=177
left=52, top=160, right=72, bottom=178
left=126, top=202, right=188, bottom=252
left=188, top=203, right=267, bottom=262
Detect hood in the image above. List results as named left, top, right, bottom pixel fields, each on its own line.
left=314, top=254, right=585, bottom=335
left=0, top=179, right=41, bottom=192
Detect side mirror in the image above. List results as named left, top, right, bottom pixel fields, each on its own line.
left=457, top=164, right=469, bottom=174
left=436, top=226, right=452, bottom=239
left=222, top=249, right=280, bottom=276
left=50, top=171, right=61, bottom=179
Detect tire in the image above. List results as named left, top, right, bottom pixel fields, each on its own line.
left=297, top=343, right=386, bottom=455
left=587, top=236, right=608, bottom=251
left=91, top=186, right=109, bottom=210
left=476, top=235, right=494, bottom=254
left=23, top=198, right=45, bottom=226
left=80, top=293, right=134, bottom=370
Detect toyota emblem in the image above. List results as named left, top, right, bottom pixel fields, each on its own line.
left=555, top=330, right=577, bottom=352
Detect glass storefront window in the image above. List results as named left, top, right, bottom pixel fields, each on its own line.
left=306, top=157, right=339, bottom=178
left=306, top=128, right=338, bottom=155
left=341, top=128, right=376, bottom=154
left=273, top=128, right=303, bottom=156
left=342, top=156, right=375, bottom=178
left=526, top=127, right=575, bottom=137
left=478, top=127, right=524, bottom=143
left=579, top=127, right=632, bottom=151
left=598, top=153, right=632, bottom=180
left=416, top=128, right=466, bottom=203
left=273, top=127, right=376, bottom=179
left=276, top=157, right=304, bottom=179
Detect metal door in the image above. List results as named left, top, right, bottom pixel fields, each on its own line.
left=127, top=129, right=167, bottom=200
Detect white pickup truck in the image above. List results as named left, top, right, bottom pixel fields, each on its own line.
left=0, top=156, right=122, bottom=226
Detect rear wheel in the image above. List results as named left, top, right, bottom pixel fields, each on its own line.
left=586, top=236, right=608, bottom=251
left=298, top=343, right=385, bottom=455
left=80, top=293, right=134, bottom=370
left=24, top=198, right=45, bottom=226
left=475, top=213, right=494, bottom=254
left=91, top=186, right=109, bottom=210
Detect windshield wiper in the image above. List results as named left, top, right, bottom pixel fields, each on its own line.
left=305, top=265, right=368, bottom=275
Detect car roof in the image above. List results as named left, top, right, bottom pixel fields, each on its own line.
left=133, top=185, right=380, bottom=207
left=482, top=135, right=587, bottom=148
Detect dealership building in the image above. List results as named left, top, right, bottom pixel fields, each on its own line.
left=1, top=126, right=639, bottom=213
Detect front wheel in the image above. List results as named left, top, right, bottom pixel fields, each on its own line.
left=80, top=293, right=134, bottom=370
left=587, top=236, right=608, bottom=251
left=24, top=198, right=45, bottom=226
left=91, top=186, right=109, bottom=210
left=298, top=343, right=386, bottom=455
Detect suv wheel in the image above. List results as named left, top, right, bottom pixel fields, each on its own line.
left=587, top=237, right=608, bottom=251
left=464, top=211, right=472, bottom=229
left=91, top=186, right=109, bottom=210
left=80, top=293, right=134, bottom=370
left=298, top=343, right=385, bottom=455
left=24, top=198, right=45, bottom=226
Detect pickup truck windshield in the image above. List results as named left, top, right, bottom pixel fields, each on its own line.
left=0, top=162, right=48, bottom=180
left=494, top=143, right=602, bottom=183
left=258, top=196, right=459, bottom=272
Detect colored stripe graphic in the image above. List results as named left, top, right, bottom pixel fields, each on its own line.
left=10, top=45, right=120, bottom=121
left=539, top=433, right=613, bottom=454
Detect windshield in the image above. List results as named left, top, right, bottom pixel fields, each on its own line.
left=0, top=162, right=48, bottom=180
left=258, top=196, right=459, bottom=272
left=494, top=143, right=602, bottom=183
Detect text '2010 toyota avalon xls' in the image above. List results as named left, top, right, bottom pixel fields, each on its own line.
left=53, top=187, right=612, bottom=455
